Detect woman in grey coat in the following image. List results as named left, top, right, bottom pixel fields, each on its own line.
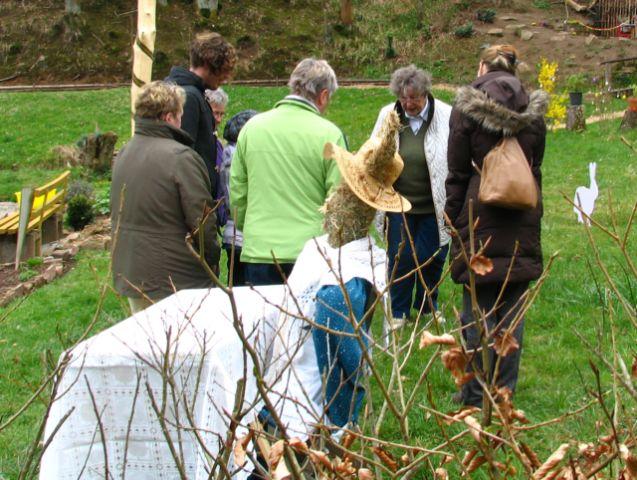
left=111, top=81, right=220, bottom=313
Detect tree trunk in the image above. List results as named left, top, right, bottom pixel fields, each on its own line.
left=340, top=0, right=353, bottom=25
left=80, top=132, right=118, bottom=174
left=131, top=0, right=157, bottom=134
left=564, top=0, right=598, bottom=13
left=65, top=0, right=81, bottom=14
left=620, top=110, right=637, bottom=130
left=566, top=105, right=586, bottom=131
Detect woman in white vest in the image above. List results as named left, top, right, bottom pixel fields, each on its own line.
left=371, top=65, right=451, bottom=330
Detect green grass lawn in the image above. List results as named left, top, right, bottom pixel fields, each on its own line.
left=0, top=87, right=636, bottom=478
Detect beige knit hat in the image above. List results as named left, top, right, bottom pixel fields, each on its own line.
left=323, top=110, right=411, bottom=213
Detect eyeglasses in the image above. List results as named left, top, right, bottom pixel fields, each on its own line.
left=212, top=110, right=226, bottom=117
left=399, top=94, right=425, bottom=103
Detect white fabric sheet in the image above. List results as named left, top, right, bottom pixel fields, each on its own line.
left=40, top=286, right=283, bottom=480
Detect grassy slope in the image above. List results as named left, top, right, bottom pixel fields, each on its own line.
left=0, top=87, right=636, bottom=478
left=0, top=0, right=486, bottom=84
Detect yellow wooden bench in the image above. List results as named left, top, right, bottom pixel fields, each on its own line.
left=0, top=171, right=70, bottom=263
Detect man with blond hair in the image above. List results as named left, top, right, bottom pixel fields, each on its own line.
left=166, top=32, right=236, bottom=195
left=230, top=58, right=347, bottom=285
left=111, top=81, right=219, bottom=312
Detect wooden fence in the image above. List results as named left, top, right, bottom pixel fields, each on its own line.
left=598, top=0, right=637, bottom=36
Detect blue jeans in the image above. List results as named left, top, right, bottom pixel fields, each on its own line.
left=313, top=278, right=372, bottom=427
left=386, top=212, right=448, bottom=319
left=244, top=262, right=294, bottom=286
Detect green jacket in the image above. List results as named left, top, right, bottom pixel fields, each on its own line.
left=230, top=97, right=346, bottom=263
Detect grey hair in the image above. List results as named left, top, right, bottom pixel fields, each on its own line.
left=389, top=65, right=432, bottom=98
left=205, top=88, right=229, bottom=106
left=288, top=58, right=338, bottom=101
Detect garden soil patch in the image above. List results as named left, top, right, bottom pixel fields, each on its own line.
left=0, top=217, right=111, bottom=307
left=0, top=257, right=76, bottom=307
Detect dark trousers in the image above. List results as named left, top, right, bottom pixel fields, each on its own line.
left=386, top=212, right=448, bottom=318
left=460, top=281, right=528, bottom=407
left=223, top=244, right=246, bottom=287
left=244, top=262, right=294, bottom=286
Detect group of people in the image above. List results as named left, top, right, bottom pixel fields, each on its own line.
left=110, top=30, right=547, bottom=416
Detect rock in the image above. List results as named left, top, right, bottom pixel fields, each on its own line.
left=41, top=242, right=61, bottom=256
left=505, top=24, right=526, bottom=31
left=585, top=34, right=596, bottom=45
left=0, top=295, right=10, bottom=308
left=500, top=16, right=517, bottom=21
left=32, top=275, right=47, bottom=287
left=518, top=30, right=534, bottom=40
left=43, top=265, right=59, bottom=282
left=52, top=248, right=75, bottom=261
left=67, top=232, right=81, bottom=241
left=550, top=35, right=566, bottom=42
left=10, top=284, right=26, bottom=297
left=0, top=202, right=18, bottom=220
left=487, top=28, right=504, bottom=37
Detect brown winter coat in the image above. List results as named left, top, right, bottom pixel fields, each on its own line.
left=445, top=70, right=549, bottom=285
left=111, top=118, right=219, bottom=300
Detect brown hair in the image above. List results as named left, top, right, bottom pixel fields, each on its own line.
left=480, top=44, right=519, bottom=75
left=134, top=81, right=186, bottom=120
left=190, top=32, right=236, bottom=75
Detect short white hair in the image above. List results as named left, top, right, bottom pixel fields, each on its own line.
left=205, top=88, right=229, bottom=106
left=288, top=58, right=338, bottom=101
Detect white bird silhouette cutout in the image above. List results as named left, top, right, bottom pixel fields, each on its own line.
left=574, top=162, right=598, bottom=225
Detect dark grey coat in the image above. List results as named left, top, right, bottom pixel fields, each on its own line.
left=445, top=70, right=549, bottom=285
left=111, top=118, right=219, bottom=300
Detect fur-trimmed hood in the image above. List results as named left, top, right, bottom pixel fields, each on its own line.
left=454, top=76, right=549, bottom=136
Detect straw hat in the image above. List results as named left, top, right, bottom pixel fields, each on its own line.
left=323, top=111, right=411, bottom=213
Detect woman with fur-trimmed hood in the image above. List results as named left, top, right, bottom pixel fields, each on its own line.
left=445, top=45, right=549, bottom=407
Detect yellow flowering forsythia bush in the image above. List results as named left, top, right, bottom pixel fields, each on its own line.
left=538, top=58, right=567, bottom=126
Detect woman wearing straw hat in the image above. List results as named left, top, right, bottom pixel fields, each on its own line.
left=371, top=65, right=452, bottom=329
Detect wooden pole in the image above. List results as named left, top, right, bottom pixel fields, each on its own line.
left=131, top=0, right=157, bottom=133
left=14, top=188, right=34, bottom=270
